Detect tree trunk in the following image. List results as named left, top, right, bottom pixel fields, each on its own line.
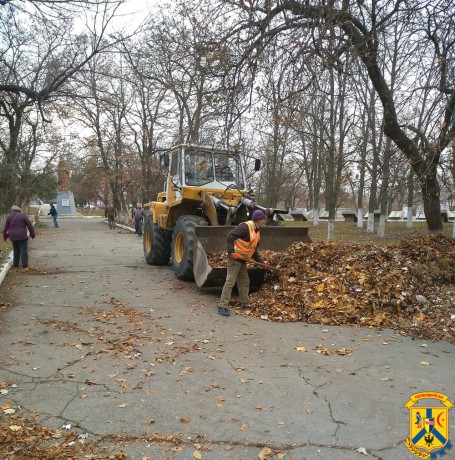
left=421, top=173, right=442, bottom=232
left=327, top=220, right=334, bottom=241
left=406, top=168, right=414, bottom=228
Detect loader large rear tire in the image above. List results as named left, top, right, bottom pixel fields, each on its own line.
left=144, top=218, right=172, bottom=265
left=171, top=216, right=207, bottom=281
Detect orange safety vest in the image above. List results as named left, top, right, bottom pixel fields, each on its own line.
left=233, top=221, right=260, bottom=260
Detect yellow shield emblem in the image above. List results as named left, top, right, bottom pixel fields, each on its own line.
left=405, top=392, right=453, bottom=459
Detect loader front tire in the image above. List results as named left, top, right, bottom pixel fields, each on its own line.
left=171, top=216, right=206, bottom=281
left=144, top=218, right=171, bottom=265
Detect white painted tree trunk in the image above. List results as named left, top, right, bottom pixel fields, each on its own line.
left=367, top=213, right=375, bottom=233
left=357, top=208, right=363, bottom=228
left=327, top=219, right=334, bottom=241
left=313, top=208, right=319, bottom=226
left=407, top=212, right=413, bottom=228
left=378, top=215, right=386, bottom=239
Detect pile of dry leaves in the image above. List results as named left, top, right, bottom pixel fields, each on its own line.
left=211, top=234, right=455, bottom=343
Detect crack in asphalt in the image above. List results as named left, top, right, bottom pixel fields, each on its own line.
left=89, top=432, right=401, bottom=457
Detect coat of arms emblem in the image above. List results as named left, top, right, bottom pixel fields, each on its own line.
left=405, top=392, right=453, bottom=458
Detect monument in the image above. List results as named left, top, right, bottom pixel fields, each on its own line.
left=56, top=155, right=77, bottom=216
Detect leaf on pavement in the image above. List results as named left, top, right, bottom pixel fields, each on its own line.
left=258, top=447, right=274, bottom=459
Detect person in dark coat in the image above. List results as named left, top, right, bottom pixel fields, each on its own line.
left=3, top=205, right=36, bottom=269
left=47, top=204, right=59, bottom=228
left=105, top=202, right=117, bottom=229
left=132, top=203, right=146, bottom=237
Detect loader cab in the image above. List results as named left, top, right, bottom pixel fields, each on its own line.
left=165, top=148, right=183, bottom=202
left=182, top=147, right=245, bottom=190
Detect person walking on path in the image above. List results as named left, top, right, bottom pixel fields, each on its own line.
left=218, top=209, right=268, bottom=317
left=48, top=204, right=59, bottom=228
left=105, top=202, right=117, bottom=229
left=132, top=203, right=146, bottom=237
left=3, top=205, right=36, bottom=269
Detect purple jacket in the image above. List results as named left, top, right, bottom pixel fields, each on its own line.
left=3, top=211, right=35, bottom=242
left=133, top=207, right=145, bottom=221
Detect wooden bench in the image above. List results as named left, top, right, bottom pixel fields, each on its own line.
left=276, top=213, right=294, bottom=222
left=388, top=211, right=403, bottom=221
left=319, top=211, right=329, bottom=220
left=341, top=210, right=357, bottom=222
left=290, top=212, right=308, bottom=222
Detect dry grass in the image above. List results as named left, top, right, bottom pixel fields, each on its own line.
left=289, top=220, right=454, bottom=245
left=0, top=231, right=11, bottom=257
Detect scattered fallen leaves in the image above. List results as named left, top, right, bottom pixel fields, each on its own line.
left=258, top=447, right=274, bottom=459
left=0, top=414, right=127, bottom=459
left=64, top=432, right=77, bottom=444
left=336, top=348, right=352, bottom=356
left=315, top=347, right=332, bottom=355
left=8, top=425, right=22, bottom=431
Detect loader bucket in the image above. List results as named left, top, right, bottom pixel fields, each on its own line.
left=192, top=226, right=311, bottom=289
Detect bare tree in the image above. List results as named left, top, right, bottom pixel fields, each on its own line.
left=0, top=0, right=125, bottom=212
left=69, top=52, right=132, bottom=210
left=322, top=60, right=355, bottom=240
left=222, top=0, right=455, bottom=233
left=136, top=2, right=230, bottom=146
left=122, top=42, right=170, bottom=205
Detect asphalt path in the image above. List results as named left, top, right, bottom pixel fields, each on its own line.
left=0, top=218, right=454, bottom=459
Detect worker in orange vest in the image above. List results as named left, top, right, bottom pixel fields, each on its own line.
left=218, top=209, right=268, bottom=317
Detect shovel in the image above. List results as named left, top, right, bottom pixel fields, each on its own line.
left=247, top=259, right=281, bottom=272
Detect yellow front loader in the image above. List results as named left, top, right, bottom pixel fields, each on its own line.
left=143, top=144, right=311, bottom=288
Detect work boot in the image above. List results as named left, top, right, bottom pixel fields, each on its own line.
left=217, top=306, right=230, bottom=317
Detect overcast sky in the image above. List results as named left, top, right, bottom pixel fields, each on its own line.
left=112, top=0, right=164, bottom=32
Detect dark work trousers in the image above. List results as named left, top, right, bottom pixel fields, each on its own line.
left=135, top=219, right=143, bottom=236
left=12, top=239, right=29, bottom=268
left=219, top=258, right=250, bottom=307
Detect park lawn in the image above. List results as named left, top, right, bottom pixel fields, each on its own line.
left=297, top=220, right=454, bottom=244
